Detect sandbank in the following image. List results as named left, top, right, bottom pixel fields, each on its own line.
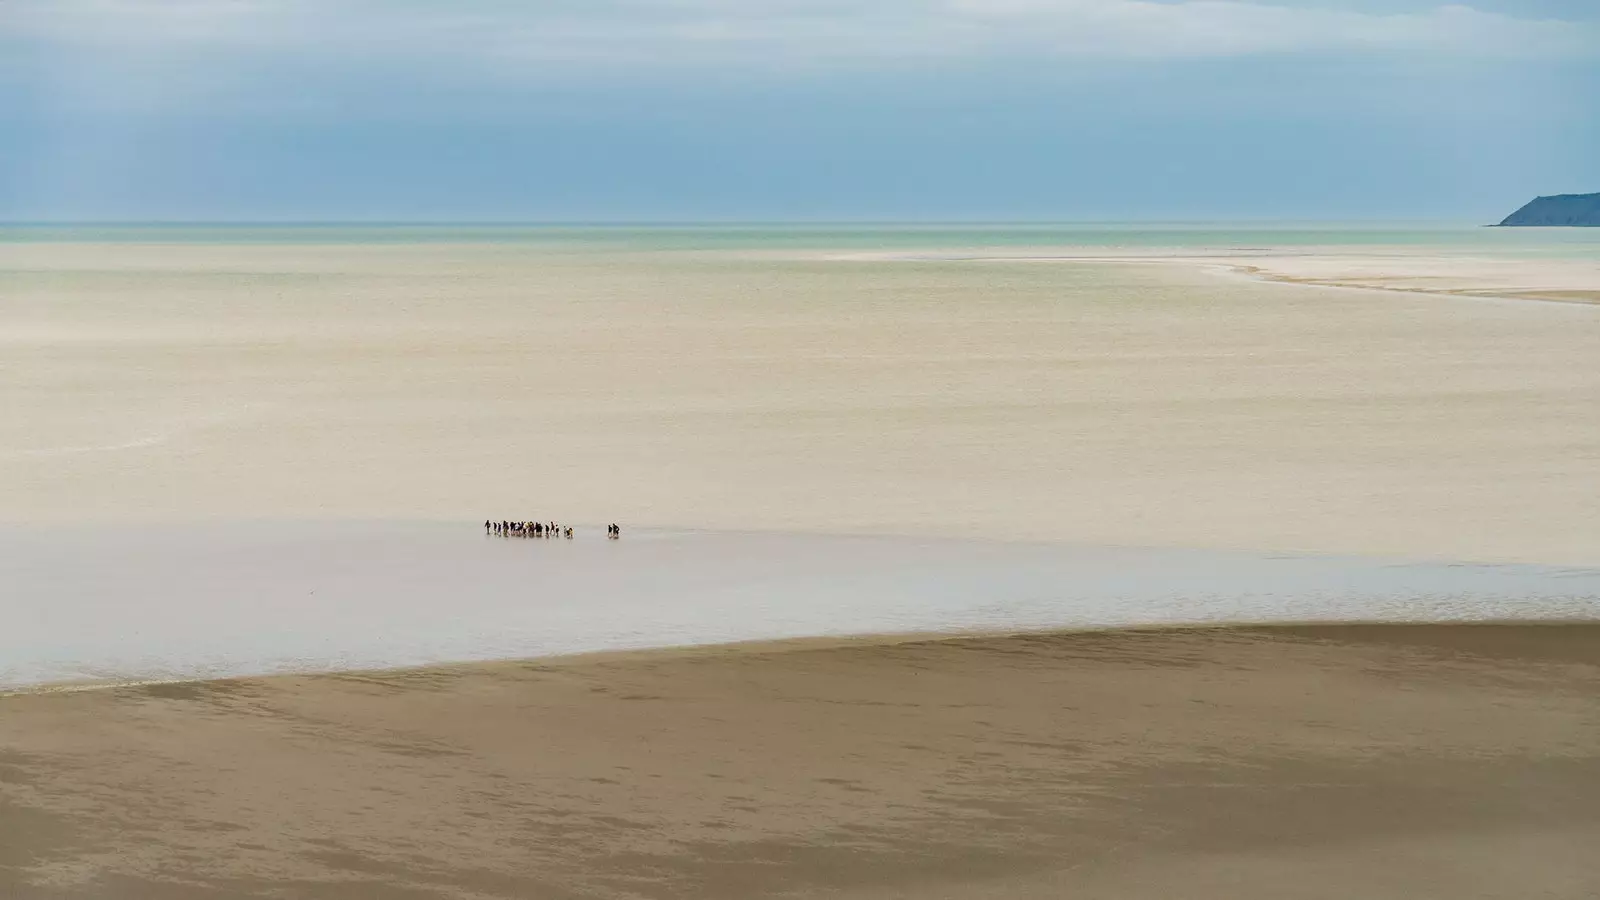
left=914, top=247, right=1600, bottom=306
left=1217, top=255, right=1600, bottom=306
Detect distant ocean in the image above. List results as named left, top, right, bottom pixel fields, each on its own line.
left=4, top=221, right=1600, bottom=259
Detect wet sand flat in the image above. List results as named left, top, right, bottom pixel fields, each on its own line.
left=3, top=239, right=1599, bottom=564
left=4, top=624, right=1599, bottom=899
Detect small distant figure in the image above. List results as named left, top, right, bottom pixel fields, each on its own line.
left=484, top=519, right=491, bottom=534
left=608, top=523, right=620, bottom=539
left=564, top=526, right=574, bottom=539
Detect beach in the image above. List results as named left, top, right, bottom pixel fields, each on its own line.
left=3, top=228, right=1599, bottom=563
left=3, top=225, right=1599, bottom=898
left=5, top=624, right=1599, bottom=899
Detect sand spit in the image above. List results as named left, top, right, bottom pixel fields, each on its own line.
left=897, top=249, right=1600, bottom=306
left=3, top=623, right=1598, bottom=899
left=1218, top=257, right=1600, bottom=306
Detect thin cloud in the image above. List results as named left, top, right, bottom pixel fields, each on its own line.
left=6, top=0, right=1594, bottom=65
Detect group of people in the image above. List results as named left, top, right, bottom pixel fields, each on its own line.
left=484, top=519, right=621, bottom=540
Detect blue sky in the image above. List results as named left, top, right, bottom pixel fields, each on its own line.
left=2, top=0, right=1596, bottom=221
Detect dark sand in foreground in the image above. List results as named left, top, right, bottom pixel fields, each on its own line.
left=4, top=624, right=1599, bottom=899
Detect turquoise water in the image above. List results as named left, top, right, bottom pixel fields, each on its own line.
left=3, top=222, right=1599, bottom=258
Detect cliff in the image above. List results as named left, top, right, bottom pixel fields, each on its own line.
left=1496, top=192, right=1600, bottom=227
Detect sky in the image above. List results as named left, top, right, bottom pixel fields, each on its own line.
left=1, top=0, right=1597, bottom=222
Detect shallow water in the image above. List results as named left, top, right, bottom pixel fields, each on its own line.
left=3, top=523, right=1596, bottom=690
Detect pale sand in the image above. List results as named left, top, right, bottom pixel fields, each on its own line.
left=4, top=624, right=1599, bottom=899
left=3, top=242, right=1598, bottom=564
left=930, top=248, right=1600, bottom=305
left=1214, top=255, right=1600, bottom=306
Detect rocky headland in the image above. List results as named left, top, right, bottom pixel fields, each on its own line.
left=1497, top=192, right=1600, bottom=226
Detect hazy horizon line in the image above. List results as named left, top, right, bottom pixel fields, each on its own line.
left=0, top=218, right=1502, bottom=228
